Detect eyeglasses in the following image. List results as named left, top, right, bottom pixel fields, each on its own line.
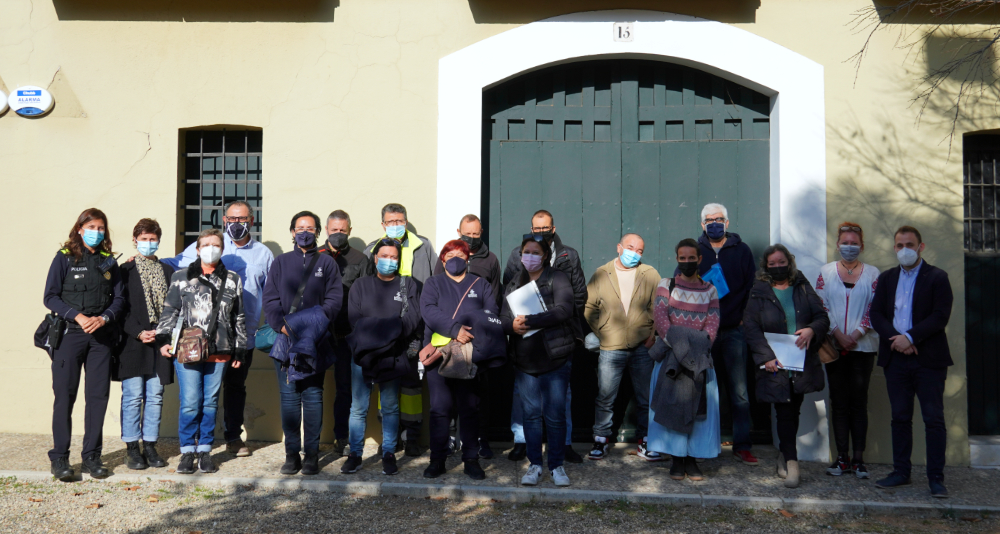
left=840, top=226, right=862, bottom=233
left=704, top=217, right=726, bottom=224
left=530, top=226, right=553, bottom=233
left=294, top=227, right=317, bottom=233
left=383, top=220, right=406, bottom=226
left=523, top=233, right=547, bottom=242
left=225, top=216, right=252, bottom=223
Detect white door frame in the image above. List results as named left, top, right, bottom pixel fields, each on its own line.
left=435, top=10, right=829, bottom=461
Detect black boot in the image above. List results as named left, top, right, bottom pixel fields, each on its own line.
left=301, top=451, right=320, bottom=476
left=126, top=442, right=148, bottom=470
left=143, top=441, right=166, bottom=468
left=685, top=457, right=704, bottom=481
left=669, top=456, right=686, bottom=480
left=464, top=459, right=486, bottom=480
left=507, top=443, right=527, bottom=461
left=82, top=454, right=110, bottom=479
left=280, top=453, right=302, bottom=475
left=423, top=459, right=447, bottom=478
left=50, top=457, right=74, bottom=482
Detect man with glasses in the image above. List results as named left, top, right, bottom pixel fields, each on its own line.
left=688, top=203, right=759, bottom=466
left=364, top=203, right=436, bottom=456
left=502, top=210, right=588, bottom=464
left=318, top=210, right=374, bottom=457
left=163, top=200, right=274, bottom=458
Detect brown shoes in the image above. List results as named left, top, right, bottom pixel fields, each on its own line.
left=226, top=439, right=252, bottom=457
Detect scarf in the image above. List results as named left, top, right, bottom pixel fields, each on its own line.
left=135, top=255, right=168, bottom=324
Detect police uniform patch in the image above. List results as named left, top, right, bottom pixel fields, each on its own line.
left=103, top=271, right=111, bottom=280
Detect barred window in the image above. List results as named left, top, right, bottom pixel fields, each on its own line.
left=180, top=129, right=263, bottom=248
left=965, top=134, right=1000, bottom=254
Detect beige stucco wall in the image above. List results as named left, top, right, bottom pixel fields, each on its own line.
left=1, top=0, right=990, bottom=466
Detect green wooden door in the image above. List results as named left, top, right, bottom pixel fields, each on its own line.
left=482, top=59, right=771, bottom=442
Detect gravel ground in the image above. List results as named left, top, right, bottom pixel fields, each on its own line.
left=1, top=475, right=998, bottom=534
left=3, top=433, right=997, bottom=507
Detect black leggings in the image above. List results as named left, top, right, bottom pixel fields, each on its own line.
left=825, top=351, right=875, bottom=458
left=774, top=393, right=805, bottom=462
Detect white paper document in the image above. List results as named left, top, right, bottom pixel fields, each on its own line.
left=762, top=333, right=806, bottom=371
left=505, top=280, right=548, bottom=338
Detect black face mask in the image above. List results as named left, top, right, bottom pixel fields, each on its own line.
left=533, top=230, right=554, bottom=241
left=327, top=232, right=349, bottom=251
left=678, top=261, right=699, bottom=278
left=460, top=235, right=482, bottom=251
left=768, top=266, right=790, bottom=282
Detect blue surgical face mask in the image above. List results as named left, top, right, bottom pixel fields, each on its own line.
left=376, top=257, right=399, bottom=276
left=137, top=241, right=159, bottom=257
left=385, top=224, right=406, bottom=240
left=705, top=222, right=726, bottom=240
left=82, top=229, right=105, bottom=248
left=620, top=248, right=641, bottom=269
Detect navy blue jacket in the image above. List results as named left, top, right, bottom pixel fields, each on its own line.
left=270, top=306, right=335, bottom=381
left=420, top=273, right=499, bottom=347
left=43, top=250, right=126, bottom=322
left=262, top=247, right=343, bottom=330
left=870, top=261, right=953, bottom=369
left=687, top=232, right=756, bottom=329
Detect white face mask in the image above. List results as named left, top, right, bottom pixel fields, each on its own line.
left=200, top=245, right=222, bottom=265
left=896, top=247, right=919, bottom=268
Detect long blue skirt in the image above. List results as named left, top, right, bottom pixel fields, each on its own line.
left=646, top=364, right=721, bottom=459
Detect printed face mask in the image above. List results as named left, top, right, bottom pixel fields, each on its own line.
left=839, top=245, right=861, bottom=262
left=327, top=232, right=349, bottom=251
left=385, top=224, right=406, bottom=240
left=521, top=253, right=543, bottom=272
left=200, top=245, right=222, bottom=265
left=137, top=241, right=159, bottom=257
left=705, top=222, right=726, bottom=240
left=82, top=229, right=105, bottom=248
left=445, top=257, right=468, bottom=276
left=678, top=261, right=699, bottom=277
left=295, top=231, right=317, bottom=248
left=226, top=221, right=249, bottom=241
left=619, top=249, right=641, bottom=269
left=376, top=257, right=399, bottom=276
left=767, top=265, right=790, bottom=282
left=897, top=247, right=919, bottom=268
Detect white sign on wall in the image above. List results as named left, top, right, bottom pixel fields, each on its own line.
left=0, top=90, right=7, bottom=115
left=613, top=22, right=634, bottom=42
left=8, top=86, right=54, bottom=117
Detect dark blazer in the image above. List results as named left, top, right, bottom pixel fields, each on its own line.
left=869, top=261, right=953, bottom=369
left=743, top=276, right=830, bottom=403
left=117, top=259, right=175, bottom=385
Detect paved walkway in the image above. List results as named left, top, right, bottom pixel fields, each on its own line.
left=3, top=433, right=996, bottom=514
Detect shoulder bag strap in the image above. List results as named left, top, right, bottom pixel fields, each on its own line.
left=451, top=276, right=481, bottom=319
left=289, top=253, right=322, bottom=316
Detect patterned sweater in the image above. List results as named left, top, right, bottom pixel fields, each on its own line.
left=653, top=276, right=721, bottom=344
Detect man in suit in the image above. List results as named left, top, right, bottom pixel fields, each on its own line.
left=869, top=226, right=953, bottom=498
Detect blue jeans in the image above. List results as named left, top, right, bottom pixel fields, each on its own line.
left=592, top=346, right=653, bottom=440
left=174, top=360, right=227, bottom=453
left=512, top=369, right=574, bottom=445
left=273, top=359, right=324, bottom=454
left=349, top=362, right=401, bottom=456
left=516, top=361, right=571, bottom=469
left=120, top=374, right=164, bottom=443
left=712, top=326, right=753, bottom=451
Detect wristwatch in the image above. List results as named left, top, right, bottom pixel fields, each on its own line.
left=100, top=314, right=110, bottom=324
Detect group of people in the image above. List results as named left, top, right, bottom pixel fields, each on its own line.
left=41, top=201, right=954, bottom=498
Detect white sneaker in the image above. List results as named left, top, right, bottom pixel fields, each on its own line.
left=550, top=466, right=571, bottom=487
left=588, top=436, right=609, bottom=460
left=637, top=438, right=666, bottom=462
left=521, top=464, right=543, bottom=486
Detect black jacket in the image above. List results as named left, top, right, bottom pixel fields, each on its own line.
left=743, top=277, right=830, bottom=403
left=680, top=232, right=757, bottom=328
left=116, top=259, right=175, bottom=385
left=503, top=234, right=588, bottom=336
left=434, top=242, right=503, bottom=308
left=319, top=244, right=375, bottom=337
left=500, top=266, right=575, bottom=375
left=870, top=261, right=953, bottom=369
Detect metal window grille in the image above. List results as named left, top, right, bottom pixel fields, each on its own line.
left=181, top=130, right=263, bottom=248
left=964, top=134, right=1000, bottom=254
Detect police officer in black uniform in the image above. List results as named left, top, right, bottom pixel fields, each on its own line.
left=43, top=208, right=125, bottom=481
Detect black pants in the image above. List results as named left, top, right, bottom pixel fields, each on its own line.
left=427, top=365, right=480, bottom=461
left=825, top=351, right=876, bottom=457
left=331, top=338, right=353, bottom=441
left=222, top=348, right=252, bottom=443
left=477, top=369, right=490, bottom=440
left=49, top=328, right=112, bottom=461
left=773, top=393, right=805, bottom=462
left=884, top=355, right=947, bottom=481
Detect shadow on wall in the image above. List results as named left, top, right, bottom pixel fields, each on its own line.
left=827, top=111, right=968, bottom=466
left=466, top=0, right=759, bottom=24
left=52, top=0, right=338, bottom=22
left=870, top=0, right=1000, bottom=24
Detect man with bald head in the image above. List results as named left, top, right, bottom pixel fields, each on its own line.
left=583, top=234, right=661, bottom=461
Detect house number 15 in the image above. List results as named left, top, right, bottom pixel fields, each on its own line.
left=614, top=22, right=634, bottom=42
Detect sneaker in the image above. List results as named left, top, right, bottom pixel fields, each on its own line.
left=507, top=443, right=527, bottom=461
left=479, top=439, right=494, bottom=460
left=733, top=450, right=759, bottom=465
left=853, top=461, right=870, bottom=479
left=50, top=457, right=74, bottom=482
left=332, top=439, right=349, bottom=459
left=143, top=441, right=167, bottom=468
left=875, top=471, right=911, bottom=489
left=301, top=452, right=319, bottom=476
left=126, top=441, right=148, bottom=470
left=637, top=438, right=666, bottom=462
left=82, top=454, right=110, bottom=479
left=198, top=452, right=218, bottom=473
left=550, top=466, right=571, bottom=486
left=280, top=453, right=302, bottom=475
left=588, top=436, right=609, bottom=460
left=826, top=456, right=851, bottom=476
left=382, top=453, right=398, bottom=476
left=423, top=459, right=447, bottom=478
left=563, top=445, right=584, bottom=464
left=930, top=479, right=949, bottom=498
left=521, top=464, right=543, bottom=486
left=404, top=440, right=422, bottom=458
left=226, top=439, right=252, bottom=457
left=341, top=452, right=363, bottom=474
left=176, top=452, right=197, bottom=474
left=464, top=459, right=486, bottom=480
